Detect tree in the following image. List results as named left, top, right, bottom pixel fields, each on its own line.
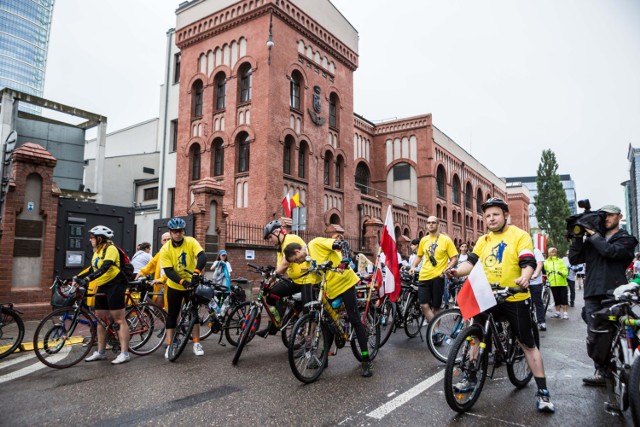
left=534, top=150, right=571, bottom=254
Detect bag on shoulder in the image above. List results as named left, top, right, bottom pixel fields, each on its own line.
left=102, top=245, right=135, bottom=281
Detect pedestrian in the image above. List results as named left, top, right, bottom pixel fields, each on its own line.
left=136, top=233, right=170, bottom=308
left=545, top=247, right=569, bottom=319
left=568, top=204, right=637, bottom=388
left=563, top=250, right=578, bottom=307
left=530, top=247, right=547, bottom=330
left=131, top=242, right=152, bottom=273
left=210, top=250, right=232, bottom=289
left=408, top=238, right=423, bottom=274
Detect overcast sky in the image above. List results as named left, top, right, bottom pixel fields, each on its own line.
left=44, top=0, right=640, bottom=213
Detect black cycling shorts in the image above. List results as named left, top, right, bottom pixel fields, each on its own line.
left=477, top=300, right=536, bottom=348
left=94, top=280, right=126, bottom=311
left=418, top=277, right=445, bottom=308
left=551, top=286, right=569, bottom=306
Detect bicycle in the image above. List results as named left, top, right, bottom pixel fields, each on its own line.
left=0, top=302, right=25, bottom=359
left=196, top=278, right=250, bottom=346
left=33, top=277, right=167, bottom=369
left=375, top=269, right=415, bottom=347
left=287, top=260, right=380, bottom=384
left=443, top=286, right=540, bottom=412
left=426, top=281, right=468, bottom=363
left=231, top=264, right=304, bottom=365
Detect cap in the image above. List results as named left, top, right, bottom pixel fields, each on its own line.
left=219, top=250, right=227, bottom=256
left=600, top=205, right=621, bottom=214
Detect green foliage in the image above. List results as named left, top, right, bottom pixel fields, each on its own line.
left=534, top=150, right=571, bottom=254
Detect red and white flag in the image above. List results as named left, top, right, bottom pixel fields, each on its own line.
left=457, top=262, right=497, bottom=320
left=380, top=206, right=401, bottom=302
left=533, top=232, right=547, bottom=254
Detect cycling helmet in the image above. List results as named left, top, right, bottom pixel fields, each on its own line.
left=167, top=217, right=186, bottom=230
left=481, top=197, right=509, bottom=212
left=89, top=225, right=114, bottom=239
left=263, top=220, right=282, bottom=239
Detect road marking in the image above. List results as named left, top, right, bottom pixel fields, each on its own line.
left=367, top=370, right=444, bottom=420
left=0, top=352, right=36, bottom=369
left=0, top=347, right=70, bottom=384
left=465, top=412, right=527, bottom=426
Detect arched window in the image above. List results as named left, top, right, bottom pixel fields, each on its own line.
left=436, top=165, right=446, bottom=198
left=283, top=136, right=293, bottom=175
left=465, top=182, right=473, bottom=210
left=443, top=206, right=448, bottom=223
left=323, top=151, right=333, bottom=186
left=290, top=71, right=301, bottom=110
left=238, top=63, right=252, bottom=103
left=476, top=189, right=483, bottom=213
left=329, top=92, right=339, bottom=129
left=212, top=138, right=224, bottom=176
left=214, top=72, right=226, bottom=110
left=452, top=175, right=461, bottom=205
left=335, top=155, right=344, bottom=189
left=355, top=162, right=370, bottom=194
left=330, top=214, right=341, bottom=225
left=436, top=204, right=442, bottom=218
left=192, top=80, right=203, bottom=118
left=190, top=144, right=201, bottom=181
left=394, top=226, right=401, bottom=240
left=237, top=133, right=250, bottom=172
left=298, top=141, right=307, bottom=179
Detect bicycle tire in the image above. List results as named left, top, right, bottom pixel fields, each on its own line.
left=612, top=339, right=630, bottom=411
left=232, top=306, right=259, bottom=366
left=197, top=304, right=215, bottom=340
left=404, top=296, right=424, bottom=338
left=378, top=298, right=396, bottom=347
left=168, top=307, right=196, bottom=362
left=444, top=324, right=488, bottom=413
left=280, top=308, right=299, bottom=348
left=427, top=308, right=465, bottom=363
left=288, top=312, right=329, bottom=384
left=351, top=308, right=380, bottom=362
left=127, top=303, right=166, bottom=355
left=506, top=318, right=539, bottom=388
left=542, top=287, right=550, bottom=314
left=33, top=307, right=96, bottom=369
left=0, top=307, right=25, bottom=359
left=628, top=356, right=640, bottom=424
left=224, top=301, right=251, bottom=347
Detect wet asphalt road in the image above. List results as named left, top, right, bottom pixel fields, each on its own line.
left=0, top=287, right=635, bottom=426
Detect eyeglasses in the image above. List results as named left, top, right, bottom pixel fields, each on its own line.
left=427, top=221, right=438, bottom=224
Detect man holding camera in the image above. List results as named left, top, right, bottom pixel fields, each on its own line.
left=568, top=204, right=637, bottom=386
left=409, top=216, right=458, bottom=323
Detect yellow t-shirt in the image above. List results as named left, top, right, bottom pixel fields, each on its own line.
left=160, top=236, right=204, bottom=291
left=278, top=234, right=318, bottom=285
left=307, top=237, right=359, bottom=300
left=472, top=225, right=534, bottom=302
left=417, top=233, right=458, bottom=281
left=88, top=245, right=121, bottom=287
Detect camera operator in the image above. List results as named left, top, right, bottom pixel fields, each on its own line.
left=568, top=204, right=638, bottom=386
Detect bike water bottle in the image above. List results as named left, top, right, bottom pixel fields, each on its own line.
left=269, top=306, right=281, bottom=323
left=219, top=298, right=229, bottom=315
left=210, top=296, right=221, bottom=314
left=331, top=297, right=343, bottom=310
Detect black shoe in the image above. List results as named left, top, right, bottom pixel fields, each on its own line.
left=361, top=361, right=373, bottom=377
left=570, top=302, right=575, bottom=307
left=256, top=322, right=272, bottom=338
left=583, top=372, right=606, bottom=387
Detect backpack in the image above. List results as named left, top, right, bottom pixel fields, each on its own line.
left=102, top=245, right=135, bottom=281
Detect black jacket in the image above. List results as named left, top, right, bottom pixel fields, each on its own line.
left=568, top=229, right=637, bottom=298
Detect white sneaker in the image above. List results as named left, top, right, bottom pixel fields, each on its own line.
left=165, top=346, right=170, bottom=359
left=562, top=312, right=569, bottom=320
left=85, top=351, right=107, bottom=362
left=111, top=352, right=130, bottom=365
left=193, top=342, right=204, bottom=356
left=551, top=312, right=561, bottom=319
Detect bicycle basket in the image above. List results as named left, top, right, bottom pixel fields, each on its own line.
left=51, top=280, right=85, bottom=308
left=193, top=284, right=214, bottom=304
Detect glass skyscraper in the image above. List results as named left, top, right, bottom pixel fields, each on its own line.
left=0, top=0, right=55, bottom=114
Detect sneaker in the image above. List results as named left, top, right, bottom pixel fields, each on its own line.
left=361, top=361, right=373, bottom=377
left=583, top=372, right=606, bottom=387
left=453, top=375, right=477, bottom=393
left=551, top=312, right=561, bottom=319
left=164, top=346, right=170, bottom=359
left=538, top=323, right=547, bottom=331
left=562, top=312, right=569, bottom=320
left=85, top=351, right=107, bottom=362
left=535, top=389, right=555, bottom=413
left=111, top=352, right=130, bottom=365
left=193, top=342, right=204, bottom=356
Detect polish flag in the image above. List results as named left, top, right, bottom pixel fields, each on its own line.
left=457, top=262, right=497, bottom=320
left=380, top=206, right=401, bottom=302
left=533, top=233, right=547, bottom=254
left=281, top=192, right=300, bottom=218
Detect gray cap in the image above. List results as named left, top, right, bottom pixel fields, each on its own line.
left=600, top=205, right=621, bottom=214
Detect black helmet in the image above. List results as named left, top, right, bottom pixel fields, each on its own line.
left=263, top=220, right=282, bottom=239
left=481, top=197, right=509, bottom=212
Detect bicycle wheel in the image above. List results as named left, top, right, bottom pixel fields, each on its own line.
left=404, top=297, right=424, bottom=338
left=280, top=308, right=299, bottom=348
left=33, top=307, right=96, bottom=369
left=197, top=304, right=214, bottom=340
left=628, top=356, right=640, bottom=425
left=127, top=303, right=166, bottom=355
left=506, top=318, right=539, bottom=388
left=168, top=307, right=196, bottom=362
left=0, top=307, right=25, bottom=359
left=612, top=339, right=630, bottom=411
left=288, top=312, right=329, bottom=384
left=232, top=306, right=260, bottom=366
left=352, top=308, right=380, bottom=361
left=444, top=325, right=488, bottom=413
left=378, top=298, right=396, bottom=347
left=427, top=308, right=466, bottom=363
left=542, top=287, right=550, bottom=314
left=225, top=301, right=251, bottom=346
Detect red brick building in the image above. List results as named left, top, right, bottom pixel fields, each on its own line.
left=172, top=0, right=528, bottom=254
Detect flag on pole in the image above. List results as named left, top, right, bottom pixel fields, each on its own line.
left=281, top=192, right=301, bottom=218
left=533, top=232, right=547, bottom=254
left=291, top=192, right=300, bottom=210
left=380, top=206, right=401, bottom=302
left=457, top=262, right=497, bottom=320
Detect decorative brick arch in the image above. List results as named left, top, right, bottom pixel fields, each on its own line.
left=206, top=131, right=229, bottom=148
left=186, top=73, right=209, bottom=93
left=183, top=138, right=205, bottom=156
left=230, top=125, right=255, bottom=145
left=286, top=63, right=309, bottom=88
left=207, top=65, right=232, bottom=85
left=232, top=56, right=257, bottom=77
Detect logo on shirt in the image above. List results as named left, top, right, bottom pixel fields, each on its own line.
left=484, top=241, right=508, bottom=267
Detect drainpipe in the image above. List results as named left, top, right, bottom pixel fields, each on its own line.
left=158, top=29, right=174, bottom=218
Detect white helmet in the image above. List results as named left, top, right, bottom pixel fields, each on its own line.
left=89, top=225, right=114, bottom=239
